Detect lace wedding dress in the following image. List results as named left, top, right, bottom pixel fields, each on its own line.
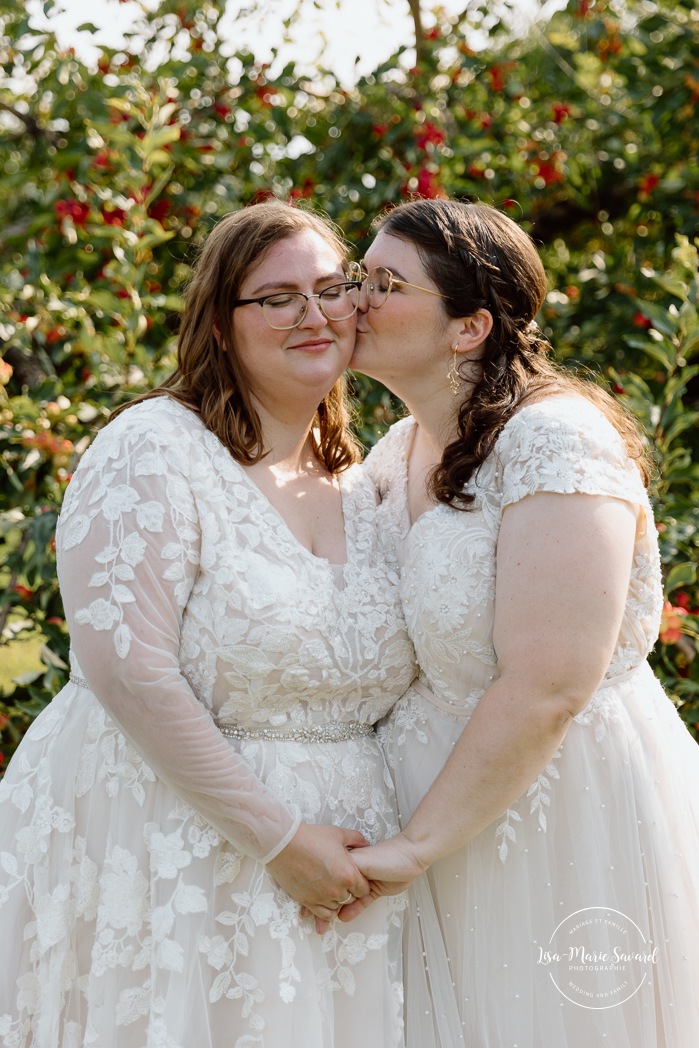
left=0, top=397, right=416, bottom=1048
left=367, top=397, right=699, bottom=1048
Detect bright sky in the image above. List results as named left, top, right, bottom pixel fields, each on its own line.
left=27, top=0, right=558, bottom=84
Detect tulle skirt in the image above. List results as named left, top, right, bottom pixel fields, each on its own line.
left=0, top=685, right=405, bottom=1048
left=382, top=662, right=699, bottom=1048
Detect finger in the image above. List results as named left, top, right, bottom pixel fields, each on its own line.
left=309, top=903, right=341, bottom=923
left=339, top=829, right=369, bottom=850
left=337, top=894, right=375, bottom=922
left=315, top=916, right=332, bottom=934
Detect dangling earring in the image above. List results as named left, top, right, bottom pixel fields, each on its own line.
left=447, top=344, right=460, bottom=396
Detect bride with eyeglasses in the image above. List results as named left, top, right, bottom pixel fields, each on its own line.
left=343, top=198, right=699, bottom=1047
left=0, top=201, right=415, bottom=1048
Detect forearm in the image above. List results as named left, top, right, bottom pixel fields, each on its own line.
left=401, top=676, right=582, bottom=866
left=77, top=651, right=300, bottom=862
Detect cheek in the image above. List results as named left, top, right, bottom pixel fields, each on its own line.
left=335, top=317, right=357, bottom=350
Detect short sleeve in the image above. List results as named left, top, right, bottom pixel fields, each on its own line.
left=495, top=397, right=648, bottom=509
left=57, top=401, right=299, bottom=863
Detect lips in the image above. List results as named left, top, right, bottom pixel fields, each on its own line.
left=287, top=338, right=333, bottom=351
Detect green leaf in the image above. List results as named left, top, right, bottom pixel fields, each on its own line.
left=633, top=300, right=680, bottom=337
left=665, top=561, right=697, bottom=594
left=622, top=334, right=674, bottom=371
left=140, top=126, right=181, bottom=157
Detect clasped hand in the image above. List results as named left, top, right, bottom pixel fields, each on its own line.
left=266, top=824, right=426, bottom=933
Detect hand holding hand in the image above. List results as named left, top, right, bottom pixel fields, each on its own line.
left=337, top=833, right=429, bottom=922
left=266, top=822, right=370, bottom=925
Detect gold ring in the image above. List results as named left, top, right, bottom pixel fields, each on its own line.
left=340, top=893, right=354, bottom=906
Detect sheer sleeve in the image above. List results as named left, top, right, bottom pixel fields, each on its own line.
left=56, top=406, right=300, bottom=863
left=496, top=397, right=648, bottom=510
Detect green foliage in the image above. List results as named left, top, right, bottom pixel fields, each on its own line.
left=1, top=0, right=698, bottom=769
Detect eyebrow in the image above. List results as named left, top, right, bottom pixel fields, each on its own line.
left=248, top=271, right=348, bottom=296
left=362, top=260, right=409, bottom=282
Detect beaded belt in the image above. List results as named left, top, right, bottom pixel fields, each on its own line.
left=70, top=673, right=90, bottom=688
left=214, top=719, right=374, bottom=743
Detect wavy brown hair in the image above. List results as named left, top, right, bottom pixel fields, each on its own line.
left=377, top=199, right=652, bottom=506
left=113, top=201, right=360, bottom=474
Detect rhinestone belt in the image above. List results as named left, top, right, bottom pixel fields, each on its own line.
left=215, top=719, right=374, bottom=743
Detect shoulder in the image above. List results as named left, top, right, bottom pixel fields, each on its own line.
left=69, top=398, right=210, bottom=498
left=361, top=415, right=414, bottom=493
left=496, top=395, right=633, bottom=465
left=104, top=396, right=204, bottom=442
left=87, top=397, right=206, bottom=462
left=494, top=395, right=648, bottom=506
left=500, top=394, right=621, bottom=442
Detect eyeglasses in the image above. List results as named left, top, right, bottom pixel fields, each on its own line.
left=349, top=261, right=448, bottom=310
left=230, top=281, right=360, bottom=330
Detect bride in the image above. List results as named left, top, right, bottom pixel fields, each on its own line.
left=345, top=197, right=699, bottom=1047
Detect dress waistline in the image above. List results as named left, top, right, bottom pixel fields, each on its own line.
left=68, top=674, right=375, bottom=744
left=214, top=719, right=375, bottom=743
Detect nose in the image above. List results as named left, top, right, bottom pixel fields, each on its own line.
left=298, top=294, right=328, bottom=328
left=357, top=280, right=370, bottom=314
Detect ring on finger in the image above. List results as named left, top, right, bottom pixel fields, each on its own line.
left=339, top=892, right=354, bottom=906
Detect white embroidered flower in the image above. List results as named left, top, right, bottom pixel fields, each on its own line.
left=146, top=829, right=192, bottom=879
left=99, top=846, right=149, bottom=936
left=120, top=532, right=147, bottom=566
left=200, top=934, right=232, bottom=970
left=75, top=598, right=120, bottom=631
left=102, top=484, right=140, bottom=521
left=137, top=500, right=165, bottom=531
left=248, top=892, right=279, bottom=928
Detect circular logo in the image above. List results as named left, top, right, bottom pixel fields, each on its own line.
left=536, top=907, right=658, bottom=1009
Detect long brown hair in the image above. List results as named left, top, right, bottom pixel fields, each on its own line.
left=377, top=199, right=652, bottom=506
left=114, top=201, right=360, bottom=474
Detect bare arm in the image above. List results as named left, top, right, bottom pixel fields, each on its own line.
left=343, top=491, right=638, bottom=912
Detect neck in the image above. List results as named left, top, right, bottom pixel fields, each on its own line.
left=400, top=376, right=475, bottom=457
left=251, top=398, right=321, bottom=475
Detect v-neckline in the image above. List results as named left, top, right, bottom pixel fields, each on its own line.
left=233, top=459, right=350, bottom=569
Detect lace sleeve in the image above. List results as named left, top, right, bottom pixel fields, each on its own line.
left=496, top=397, right=648, bottom=509
left=56, top=407, right=299, bottom=863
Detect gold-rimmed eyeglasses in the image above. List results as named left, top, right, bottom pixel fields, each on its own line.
left=349, top=261, right=448, bottom=309
left=230, top=281, right=360, bottom=330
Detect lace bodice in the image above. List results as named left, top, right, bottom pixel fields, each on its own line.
left=56, top=397, right=416, bottom=860
left=365, top=397, right=663, bottom=715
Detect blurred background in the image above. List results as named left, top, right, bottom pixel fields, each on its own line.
left=1, top=0, right=698, bottom=768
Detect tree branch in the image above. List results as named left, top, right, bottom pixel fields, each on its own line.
left=407, top=0, right=424, bottom=61
left=0, top=100, right=46, bottom=141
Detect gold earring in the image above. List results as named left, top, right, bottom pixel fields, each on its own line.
left=447, top=344, right=460, bottom=396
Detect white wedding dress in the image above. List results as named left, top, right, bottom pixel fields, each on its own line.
left=0, top=397, right=416, bottom=1048
left=366, top=397, right=699, bottom=1048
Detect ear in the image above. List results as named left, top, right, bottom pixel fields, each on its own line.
left=213, top=320, right=221, bottom=347
left=452, top=308, right=493, bottom=355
